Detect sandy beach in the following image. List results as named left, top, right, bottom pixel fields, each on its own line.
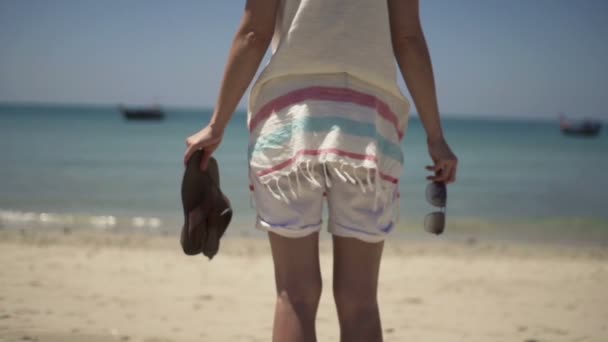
left=1, top=229, right=607, bottom=342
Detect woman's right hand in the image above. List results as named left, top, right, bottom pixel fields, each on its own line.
left=426, top=137, right=458, bottom=184
left=183, top=124, right=224, bottom=171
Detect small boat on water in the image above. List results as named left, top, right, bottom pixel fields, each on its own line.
left=119, top=105, right=165, bottom=121
left=559, top=114, right=601, bottom=137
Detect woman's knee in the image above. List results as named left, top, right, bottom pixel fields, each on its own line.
left=276, top=278, right=322, bottom=314
left=333, top=283, right=379, bottom=320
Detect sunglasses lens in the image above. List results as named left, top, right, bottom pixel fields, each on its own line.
left=426, top=182, right=447, bottom=207
left=424, top=212, right=445, bottom=235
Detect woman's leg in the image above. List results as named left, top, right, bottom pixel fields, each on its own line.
left=333, top=236, right=384, bottom=342
left=269, top=231, right=322, bottom=342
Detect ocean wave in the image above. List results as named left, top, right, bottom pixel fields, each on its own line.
left=0, top=209, right=166, bottom=231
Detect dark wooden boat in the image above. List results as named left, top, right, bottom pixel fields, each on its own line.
left=559, top=115, right=601, bottom=137
left=120, top=105, right=165, bottom=121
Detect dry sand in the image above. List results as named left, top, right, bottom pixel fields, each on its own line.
left=0, top=229, right=607, bottom=342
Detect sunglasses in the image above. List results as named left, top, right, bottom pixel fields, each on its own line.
left=424, top=181, right=446, bottom=235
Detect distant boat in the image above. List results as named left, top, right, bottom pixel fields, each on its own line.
left=559, top=114, right=601, bottom=137
left=119, top=105, right=165, bottom=121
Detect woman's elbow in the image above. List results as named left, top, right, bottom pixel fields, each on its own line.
left=237, top=29, right=273, bottom=51
left=391, top=33, right=425, bottom=55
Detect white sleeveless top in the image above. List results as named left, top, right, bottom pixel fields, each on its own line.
left=249, top=0, right=408, bottom=107
left=247, top=0, right=410, bottom=207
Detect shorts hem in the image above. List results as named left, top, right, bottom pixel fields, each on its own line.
left=328, top=220, right=388, bottom=243
left=255, top=217, right=322, bottom=239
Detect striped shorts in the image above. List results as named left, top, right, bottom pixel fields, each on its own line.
left=247, top=73, right=410, bottom=242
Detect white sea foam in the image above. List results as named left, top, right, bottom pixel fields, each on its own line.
left=0, top=209, right=163, bottom=231
left=90, top=215, right=117, bottom=229
left=131, top=217, right=161, bottom=228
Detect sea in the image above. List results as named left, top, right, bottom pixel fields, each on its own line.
left=1, top=104, right=607, bottom=244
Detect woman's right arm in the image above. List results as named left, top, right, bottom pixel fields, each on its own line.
left=184, top=0, right=280, bottom=169
left=387, top=0, right=458, bottom=183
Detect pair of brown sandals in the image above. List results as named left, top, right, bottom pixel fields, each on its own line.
left=180, top=150, right=232, bottom=259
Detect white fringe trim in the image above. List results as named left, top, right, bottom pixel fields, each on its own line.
left=253, top=158, right=399, bottom=213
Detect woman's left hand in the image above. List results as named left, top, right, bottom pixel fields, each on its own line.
left=426, top=137, right=458, bottom=184
left=184, top=124, right=224, bottom=170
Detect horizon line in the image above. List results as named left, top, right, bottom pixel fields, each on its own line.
left=0, top=100, right=599, bottom=122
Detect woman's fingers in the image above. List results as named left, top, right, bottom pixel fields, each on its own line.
left=183, top=125, right=225, bottom=168
left=184, top=132, right=211, bottom=166
left=199, top=147, right=215, bottom=171
left=443, top=161, right=457, bottom=184
left=183, top=144, right=200, bottom=167
left=184, top=143, right=218, bottom=170
left=426, top=171, right=445, bottom=182
left=425, top=164, right=441, bottom=180
left=425, top=160, right=457, bottom=183
left=426, top=171, right=447, bottom=182
left=447, top=163, right=457, bottom=183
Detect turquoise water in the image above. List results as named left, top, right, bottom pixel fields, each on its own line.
left=1, top=104, right=607, bottom=240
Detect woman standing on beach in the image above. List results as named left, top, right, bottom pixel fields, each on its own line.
left=184, top=0, right=457, bottom=341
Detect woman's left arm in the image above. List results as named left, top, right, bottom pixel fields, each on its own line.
left=185, top=0, right=279, bottom=168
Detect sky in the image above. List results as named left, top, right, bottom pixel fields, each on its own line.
left=0, top=0, right=607, bottom=118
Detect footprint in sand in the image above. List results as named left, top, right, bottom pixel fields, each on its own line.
left=15, top=308, right=39, bottom=315
left=28, top=280, right=42, bottom=288
left=401, top=297, right=423, bottom=305
left=541, top=326, right=569, bottom=336
left=196, top=294, right=214, bottom=301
